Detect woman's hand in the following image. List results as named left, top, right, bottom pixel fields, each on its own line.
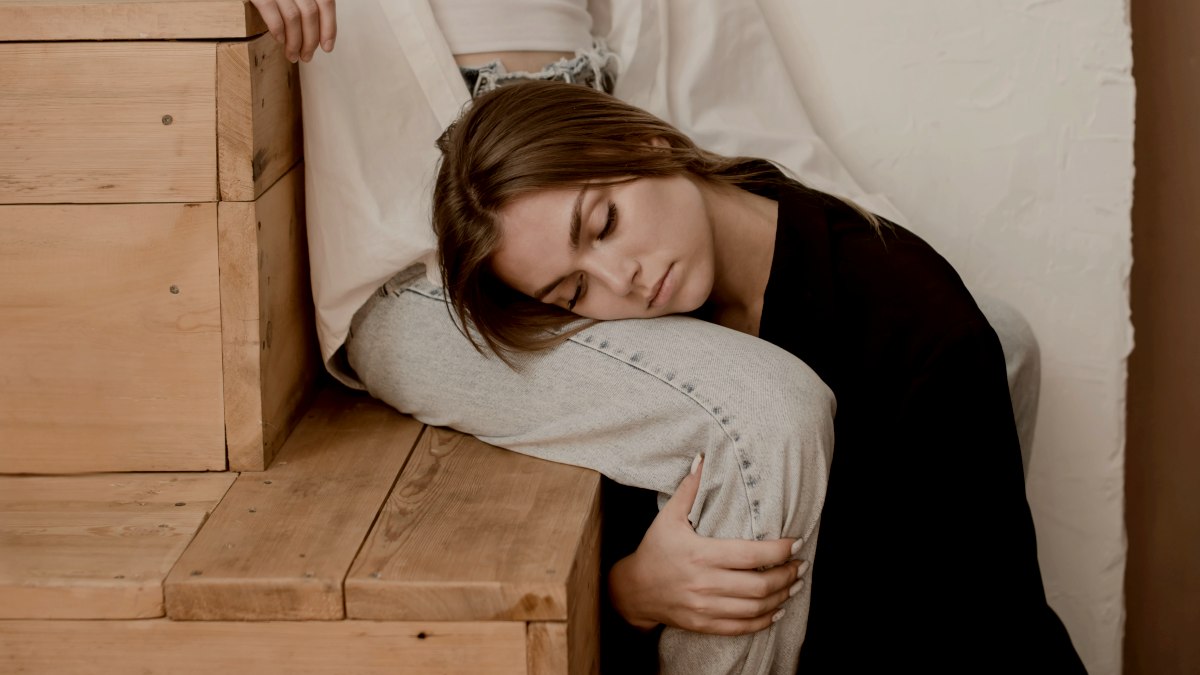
left=249, top=0, right=337, bottom=63
left=607, top=456, right=808, bottom=636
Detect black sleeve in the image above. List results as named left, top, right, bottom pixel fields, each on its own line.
left=599, top=477, right=663, bottom=674
left=890, top=322, right=1083, bottom=668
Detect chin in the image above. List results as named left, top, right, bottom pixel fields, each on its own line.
left=677, top=274, right=714, bottom=314
left=673, top=294, right=706, bottom=315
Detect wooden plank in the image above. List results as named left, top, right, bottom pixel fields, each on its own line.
left=0, top=202, right=225, bottom=473
left=0, top=42, right=217, bottom=204
left=219, top=163, right=317, bottom=472
left=345, top=427, right=603, bottom=623
left=0, top=0, right=266, bottom=41
left=164, top=388, right=423, bottom=620
left=217, top=32, right=303, bottom=202
left=565, top=484, right=601, bottom=675
left=0, top=619, right=526, bottom=675
left=0, top=473, right=236, bottom=619
left=527, top=622, right=569, bottom=675
left=528, top=485, right=600, bottom=675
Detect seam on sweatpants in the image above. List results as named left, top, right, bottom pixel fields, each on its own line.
left=566, top=331, right=766, bottom=541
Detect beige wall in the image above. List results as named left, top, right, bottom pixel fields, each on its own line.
left=1125, top=1, right=1200, bottom=673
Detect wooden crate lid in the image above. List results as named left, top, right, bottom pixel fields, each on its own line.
left=0, top=0, right=267, bottom=41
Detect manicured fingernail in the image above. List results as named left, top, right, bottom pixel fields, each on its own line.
left=796, top=560, right=810, bottom=579
left=323, top=40, right=334, bottom=52
left=772, top=608, right=786, bottom=623
left=690, top=454, right=703, bottom=475
left=789, top=579, right=805, bottom=598
left=790, top=538, right=804, bottom=556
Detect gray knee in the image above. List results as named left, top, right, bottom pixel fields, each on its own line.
left=974, top=293, right=1041, bottom=474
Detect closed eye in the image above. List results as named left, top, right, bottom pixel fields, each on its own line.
left=564, top=203, right=614, bottom=311
left=566, top=275, right=584, bottom=311
left=597, top=202, right=617, bottom=240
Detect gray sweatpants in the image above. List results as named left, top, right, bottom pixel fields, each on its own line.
left=346, top=266, right=1040, bottom=675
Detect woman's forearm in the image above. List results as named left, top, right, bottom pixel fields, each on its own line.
left=604, top=457, right=804, bottom=636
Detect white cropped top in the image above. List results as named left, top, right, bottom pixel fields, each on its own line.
left=428, top=0, right=593, bottom=54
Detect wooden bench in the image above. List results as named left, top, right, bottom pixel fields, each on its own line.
left=0, top=3, right=603, bottom=672
left=1, top=388, right=601, bottom=674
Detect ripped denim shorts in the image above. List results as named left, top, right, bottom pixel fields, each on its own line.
left=459, top=39, right=619, bottom=97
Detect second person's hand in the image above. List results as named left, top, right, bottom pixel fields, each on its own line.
left=249, top=0, right=337, bottom=63
left=607, top=455, right=808, bottom=636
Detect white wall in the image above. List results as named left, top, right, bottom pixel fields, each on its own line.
left=759, top=1, right=1134, bottom=672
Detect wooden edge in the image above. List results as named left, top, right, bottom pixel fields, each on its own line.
left=217, top=32, right=301, bottom=202
left=216, top=39, right=254, bottom=201
left=0, top=1, right=268, bottom=42
left=345, top=578, right=570, bottom=623
left=565, top=482, right=601, bottom=675
left=217, top=199, right=264, bottom=469
left=219, top=164, right=317, bottom=472
left=0, top=619, right=527, bottom=675
left=527, top=622, right=569, bottom=675
left=255, top=163, right=317, bottom=470
left=0, top=581, right=167, bottom=621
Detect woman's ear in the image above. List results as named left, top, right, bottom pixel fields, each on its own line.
left=648, top=136, right=670, bottom=149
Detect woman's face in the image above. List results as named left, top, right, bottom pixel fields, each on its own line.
left=490, top=174, right=717, bottom=320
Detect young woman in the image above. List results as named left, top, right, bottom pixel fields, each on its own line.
left=433, top=80, right=1086, bottom=673
left=265, top=0, right=1058, bottom=670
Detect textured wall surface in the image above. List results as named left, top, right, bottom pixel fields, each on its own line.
left=759, top=1, right=1134, bottom=672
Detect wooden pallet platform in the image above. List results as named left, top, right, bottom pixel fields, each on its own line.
left=0, top=387, right=602, bottom=674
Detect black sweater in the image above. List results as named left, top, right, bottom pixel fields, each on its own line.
left=757, top=169, right=1083, bottom=672
left=600, top=165, right=1085, bottom=673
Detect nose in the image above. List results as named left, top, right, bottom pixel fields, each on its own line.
left=585, top=247, right=640, bottom=297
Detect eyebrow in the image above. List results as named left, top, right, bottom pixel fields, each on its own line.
left=532, top=185, right=590, bottom=300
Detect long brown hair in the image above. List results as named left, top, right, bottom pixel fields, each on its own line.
left=432, top=80, right=876, bottom=361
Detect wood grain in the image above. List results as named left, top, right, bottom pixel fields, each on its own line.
left=0, top=42, right=217, bottom=204
left=345, top=427, right=603, bottom=623
left=565, top=482, right=601, bottom=675
left=164, top=388, right=423, bottom=620
left=527, top=622, right=569, bottom=675
left=0, top=202, right=225, bottom=473
left=219, top=163, right=317, bottom=471
left=217, top=32, right=303, bottom=202
left=0, top=619, right=526, bottom=675
left=526, top=485, right=600, bottom=675
left=0, top=0, right=266, bottom=41
left=0, top=473, right=235, bottom=619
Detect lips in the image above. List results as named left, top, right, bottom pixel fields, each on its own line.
left=648, top=263, right=675, bottom=309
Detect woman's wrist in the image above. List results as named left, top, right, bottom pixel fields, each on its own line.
left=608, top=552, right=661, bottom=632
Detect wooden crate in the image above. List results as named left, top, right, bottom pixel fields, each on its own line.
left=0, top=3, right=314, bottom=472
